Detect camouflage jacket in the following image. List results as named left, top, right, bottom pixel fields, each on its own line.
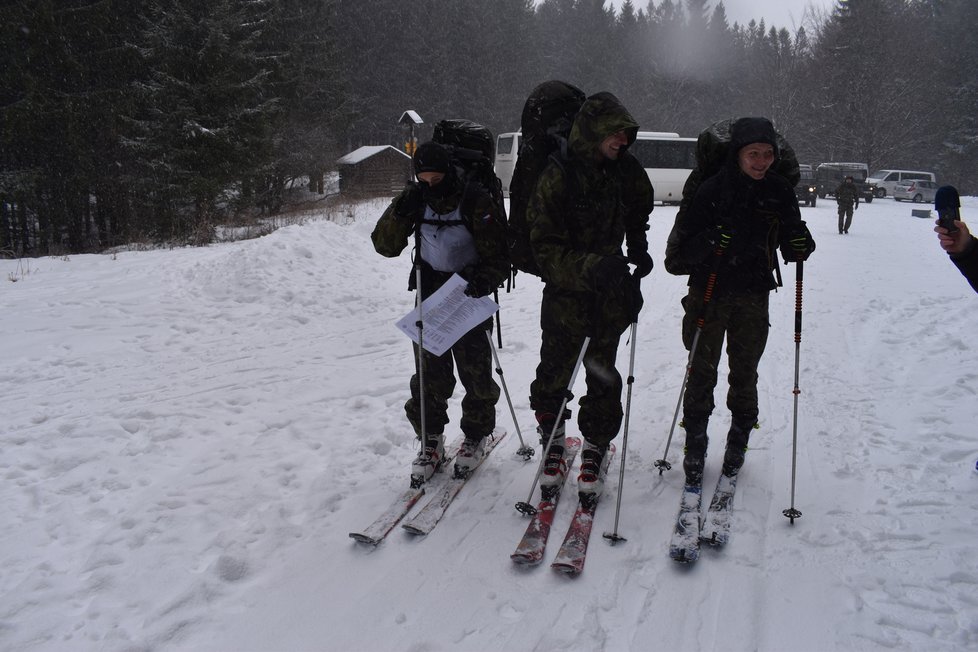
left=835, top=181, right=861, bottom=207
left=526, top=92, right=653, bottom=293
left=371, top=178, right=510, bottom=298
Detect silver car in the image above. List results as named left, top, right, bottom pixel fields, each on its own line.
left=893, top=179, right=938, bottom=203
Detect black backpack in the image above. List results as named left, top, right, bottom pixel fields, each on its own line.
left=508, top=80, right=586, bottom=277
left=432, top=119, right=506, bottom=222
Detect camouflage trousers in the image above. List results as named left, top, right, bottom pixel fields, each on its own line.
left=529, top=290, right=629, bottom=448
left=406, top=318, right=499, bottom=441
left=837, top=205, right=854, bottom=233
left=681, top=287, right=770, bottom=425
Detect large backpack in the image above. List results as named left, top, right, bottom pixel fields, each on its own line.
left=508, top=80, right=587, bottom=277
left=432, top=119, right=506, bottom=222
left=431, top=119, right=509, bottom=342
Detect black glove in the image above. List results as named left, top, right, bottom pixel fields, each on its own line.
left=628, top=250, right=654, bottom=278
left=783, top=227, right=814, bottom=262
left=625, top=273, right=645, bottom=321
left=709, top=223, right=735, bottom=250
left=394, top=183, right=425, bottom=219
left=592, top=255, right=629, bottom=291
left=462, top=267, right=495, bottom=298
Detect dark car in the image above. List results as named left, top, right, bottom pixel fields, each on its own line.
left=815, top=162, right=875, bottom=203
left=795, top=164, right=817, bottom=207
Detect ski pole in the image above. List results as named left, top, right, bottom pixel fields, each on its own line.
left=493, top=288, right=503, bottom=349
left=410, top=226, right=429, bottom=489
left=485, top=329, right=534, bottom=461
left=515, top=336, right=590, bottom=515
left=655, top=241, right=727, bottom=474
left=655, top=327, right=700, bottom=475
left=603, top=320, right=638, bottom=545
left=783, top=259, right=804, bottom=524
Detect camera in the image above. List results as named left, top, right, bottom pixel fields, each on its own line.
left=935, top=185, right=960, bottom=234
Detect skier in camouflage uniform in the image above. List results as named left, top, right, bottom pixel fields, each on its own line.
left=664, top=117, right=815, bottom=483
left=371, top=142, right=510, bottom=485
left=835, top=175, right=860, bottom=234
left=526, top=91, right=654, bottom=496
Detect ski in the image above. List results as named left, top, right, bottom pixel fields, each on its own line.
left=550, top=443, right=616, bottom=576
left=510, top=437, right=582, bottom=566
left=668, top=482, right=703, bottom=563
left=401, top=429, right=507, bottom=536
left=701, top=471, right=739, bottom=547
left=348, top=486, right=426, bottom=546
left=348, top=437, right=463, bottom=545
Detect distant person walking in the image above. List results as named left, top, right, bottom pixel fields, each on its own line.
left=835, top=175, right=860, bottom=234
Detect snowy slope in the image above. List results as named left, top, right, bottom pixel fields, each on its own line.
left=1, top=196, right=976, bottom=652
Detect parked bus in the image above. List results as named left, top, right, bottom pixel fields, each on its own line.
left=494, top=130, right=696, bottom=204
left=629, top=132, right=696, bottom=204
left=494, top=132, right=521, bottom=197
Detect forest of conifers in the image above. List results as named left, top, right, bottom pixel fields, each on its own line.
left=2, top=0, right=975, bottom=255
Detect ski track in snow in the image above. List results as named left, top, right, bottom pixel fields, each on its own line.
left=1, top=197, right=977, bottom=651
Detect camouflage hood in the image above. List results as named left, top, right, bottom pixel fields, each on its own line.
left=568, top=92, right=640, bottom=163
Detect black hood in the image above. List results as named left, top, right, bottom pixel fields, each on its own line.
left=729, top=117, right=779, bottom=156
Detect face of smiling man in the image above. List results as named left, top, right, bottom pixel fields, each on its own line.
left=737, top=143, right=776, bottom=180
left=598, top=130, right=629, bottom=161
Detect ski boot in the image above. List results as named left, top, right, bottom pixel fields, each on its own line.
left=578, top=440, right=609, bottom=498
left=454, top=436, right=486, bottom=478
left=681, top=416, right=709, bottom=486
left=536, top=411, right=569, bottom=490
left=722, top=416, right=757, bottom=477
left=410, top=433, right=445, bottom=488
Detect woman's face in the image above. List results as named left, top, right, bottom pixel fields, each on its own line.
left=737, top=143, right=775, bottom=180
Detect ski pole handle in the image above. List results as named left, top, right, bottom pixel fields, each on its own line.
left=794, top=260, right=804, bottom=342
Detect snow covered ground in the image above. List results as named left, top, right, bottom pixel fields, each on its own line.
left=2, top=195, right=976, bottom=652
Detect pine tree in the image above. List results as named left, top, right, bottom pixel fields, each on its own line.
left=129, top=0, right=279, bottom=241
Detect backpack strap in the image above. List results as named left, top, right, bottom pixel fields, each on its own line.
left=546, top=151, right=582, bottom=250
left=458, top=179, right=478, bottom=228
left=418, top=180, right=479, bottom=231
left=547, top=149, right=579, bottom=210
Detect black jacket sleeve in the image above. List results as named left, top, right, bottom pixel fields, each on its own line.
left=950, top=235, right=978, bottom=293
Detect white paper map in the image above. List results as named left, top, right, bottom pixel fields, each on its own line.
left=396, top=274, right=499, bottom=356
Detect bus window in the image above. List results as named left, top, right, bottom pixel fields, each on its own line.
left=497, top=135, right=516, bottom=156
left=629, top=136, right=696, bottom=205
left=494, top=132, right=521, bottom=197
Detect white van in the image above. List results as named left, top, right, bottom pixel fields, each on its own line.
left=494, top=130, right=694, bottom=204
left=866, top=169, right=936, bottom=198
left=494, top=132, right=521, bottom=197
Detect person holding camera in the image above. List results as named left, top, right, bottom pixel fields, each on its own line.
left=371, top=141, right=510, bottom=485
left=934, top=185, right=978, bottom=293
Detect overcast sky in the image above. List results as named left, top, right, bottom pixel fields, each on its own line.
left=608, top=0, right=837, bottom=30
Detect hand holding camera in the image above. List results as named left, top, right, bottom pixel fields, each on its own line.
left=935, top=185, right=960, bottom=235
